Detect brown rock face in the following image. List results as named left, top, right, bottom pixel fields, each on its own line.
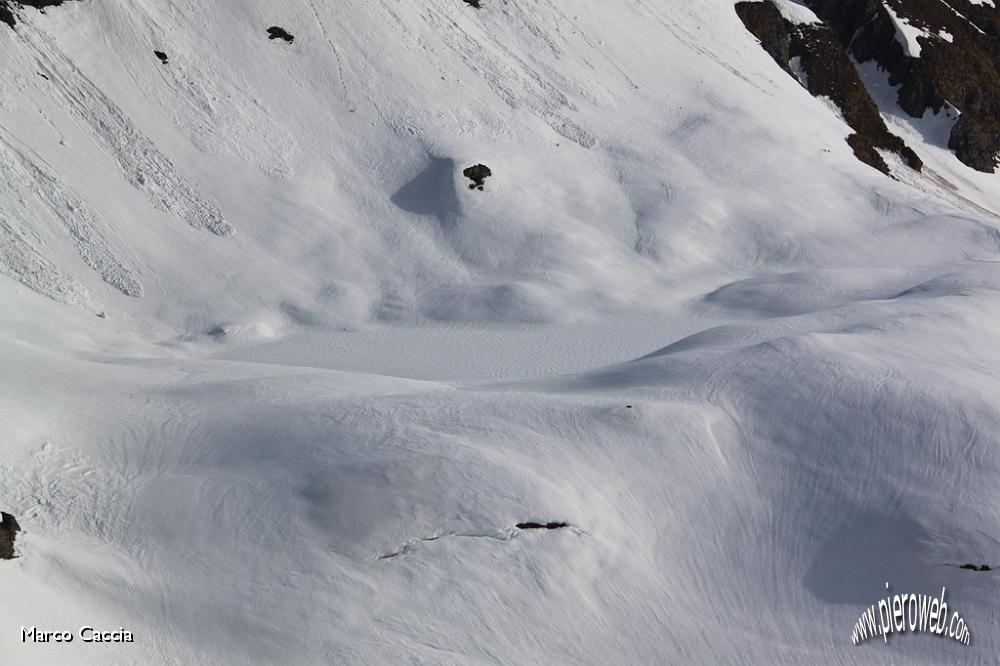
left=805, top=0, right=1000, bottom=172
left=736, top=1, right=921, bottom=175
left=949, top=115, right=1000, bottom=172
left=735, top=1, right=793, bottom=71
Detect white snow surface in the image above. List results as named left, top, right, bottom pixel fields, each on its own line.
left=1, top=0, right=1000, bottom=664
left=773, top=0, right=822, bottom=26
left=884, top=2, right=929, bottom=57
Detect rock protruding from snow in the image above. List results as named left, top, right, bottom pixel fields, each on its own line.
left=948, top=115, right=1000, bottom=172
left=0, top=0, right=73, bottom=29
left=959, top=563, right=992, bottom=571
left=462, top=164, right=492, bottom=191
left=807, top=0, right=1000, bottom=172
left=0, top=512, right=20, bottom=560
left=267, top=26, right=295, bottom=43
left=0, top=3, right=14, bottom=28
left=736, top=1, right=922, bottom=174
left=516, top=521, right=569, bottom=530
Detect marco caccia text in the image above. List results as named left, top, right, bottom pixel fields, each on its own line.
left=21, top=626, right=134, bottom=643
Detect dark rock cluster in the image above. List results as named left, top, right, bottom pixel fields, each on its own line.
left=463, top=164, right=492, bottom=191
left=959, top=563, right=992, bottom=572
left=0, top=0, right=71, bottom=29
left=0, top=512, right=21, bottom=560
left=267, top=26, right=294, bottom=43
left=516, top=521, right=569, bottom=530
left=812, top=0, right=1000, bottom=172
left=736, top=1, right=921, bottom=175
left=739, top=0, right=1000, bottom=173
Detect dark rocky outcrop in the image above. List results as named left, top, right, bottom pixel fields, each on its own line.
left=267, top=26, right=294, bottom=43
left=735, top=1, right=793, bottom=72
left=154, top=50, right=168, bottom=64
left=804, top=0, right=1000, bottom=172
left=949, top=115, right=1000, bottom=172
left=462, top=163, right=492, bottom=190
left=0, top=512, right=21, bottom=560
left=0, top=0, right=73, bottom=29
left=516, top=521, right=569, bottom=530
left=959, top=563, right=992, bottom=572
left=736, top=1, right=921, bottom=174
left=462, top=0, right=483, bottom=8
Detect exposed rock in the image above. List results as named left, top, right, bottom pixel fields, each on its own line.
left=1, top=0, right=73, bottom=28
left=804, top=0, right=1000, bottom=172
left=267, top=26, right=294, bottom=43
left=734, top=1, right=792, bottom=71
left=959, top=563, right=992, bottom=572
left=516, top=521, right=569, bottom=530
left=949, top=115, right=1000, bottom=172
left=0, top=3, right=14, bottom=27
left=462, top=0, right=483, bottom=8
left=462, top=163, right=492, bottom=191
left=154, top=50, right=168, bottom=64
left=735, top=1, right=921, bottom=175
left=0, top=512, right=21, bottom=560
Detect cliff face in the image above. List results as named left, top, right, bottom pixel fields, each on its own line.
left=810, top=0, right=1000, bottom=172
left=738, top=0, right=1000, bottom=173
left=736, top=1, right=920, bottom=175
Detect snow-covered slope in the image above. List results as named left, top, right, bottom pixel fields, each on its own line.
left=1, top=0, right=999, bottom=663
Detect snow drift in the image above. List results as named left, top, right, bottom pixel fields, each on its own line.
left=1, top=0, right=999, bottom=664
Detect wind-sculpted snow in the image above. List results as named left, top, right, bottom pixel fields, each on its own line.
left=0, top=137, right=143, bottom=298
left=124, top=3, right=298, bottom=180
left=3, top=0, right=1000, bottom=664
left=20, top=24, right=233, bottom=237
left=0, top=219, right=93, bottom=308
left=379, top=0, right=597, bottom=147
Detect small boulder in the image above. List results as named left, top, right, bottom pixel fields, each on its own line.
left=267, top=26, right=295, bottom=43
left=154, top=50, right=169, bottom=64
left=462, top=163, right=492, bottom=191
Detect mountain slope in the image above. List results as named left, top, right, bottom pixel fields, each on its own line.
left=1, top=1, right=999, bottom=664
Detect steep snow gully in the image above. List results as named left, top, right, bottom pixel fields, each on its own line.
left=2, top=0, right=1000, bottom=664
